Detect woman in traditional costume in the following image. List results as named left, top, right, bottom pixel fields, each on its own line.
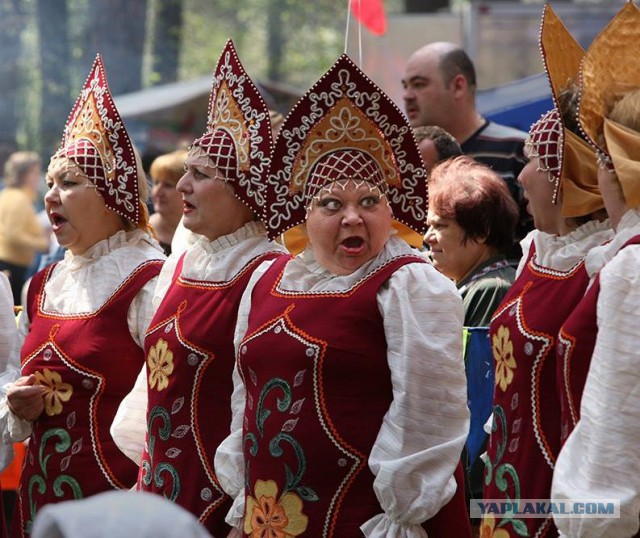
left=0, top=56, right=165, bottom=537
left=480, top=6, right=613, bottom=538
left=214, top=54, right=471, bottom=538
left=552, top=4, right=640, bottom=536
left=111, top=41, right=287, bottom=536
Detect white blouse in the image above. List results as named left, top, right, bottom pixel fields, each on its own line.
left=552, top=208, right=640, bottom=537
left=516, top=219, right=613, bottom=279
left=0, top=229, right=165, bottom=444
left=214, top=234, right=470, bottom=538
left=0, top=272, right=17, bottom=470
left=110, top=221, right=287, bottom=465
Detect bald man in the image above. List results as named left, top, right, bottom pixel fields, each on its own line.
left=403, top=42, right=530, bottom=260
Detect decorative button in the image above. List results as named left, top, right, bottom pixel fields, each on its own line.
left=524, top=342, right=534, bottom=356
left=241, top=345, right=248, bottom=355
left=43, top=349, right=52, bottom=361
left=338, top=458, right=347, bottom=467
left=164, top=323, right=173, bottom=333
left=187, top=353, right=199, bottom=366
left=82, top=379, right=94, bottom=390
left=201, top=488, right=212, bottom=501
left=274, top=326, right=282, bottom=334
left=305, top=348, right=314, bottom=357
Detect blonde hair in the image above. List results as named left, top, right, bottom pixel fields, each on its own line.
left=3, top=151, right=41, bottom=187
left=608, top=88, right=640, bottom=132
left=149, top=149, right=188, bottom=185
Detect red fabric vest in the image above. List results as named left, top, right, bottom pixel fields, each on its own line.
left=239, top=255, right=470, bottom=538
left=139, top=251, right=284, bottom=536
left=13, top=260, right=162, bottom=537
left=557, top=234, right=640, bottom=445
left=484, top=243, right=591, bottom=538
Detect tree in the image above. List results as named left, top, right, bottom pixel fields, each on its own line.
left=0, top=0, right=28, bottom=164
left=82, top=0, right=148, bottom=95
left=152, top=0, right=183, bottom=85
left=37, top=0, right=72, bottom=157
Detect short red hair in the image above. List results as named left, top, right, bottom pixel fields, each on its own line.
left=429, top=155, right=518, bottom=252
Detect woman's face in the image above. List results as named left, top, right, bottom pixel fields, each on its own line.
left=44, top=159, right=124, bottom=255
left=151, top=173, right=182, bottom=222
left=305, top=180, right=392, bottom=275
left=425, top=209, right=488, bottom=282
left=176, top=152, right=253, bottom=241
left=24, top=163, right=42, bottom=192
left=518, top=146, right=562, bottom=234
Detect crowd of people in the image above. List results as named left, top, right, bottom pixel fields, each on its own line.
left=0, top=3, right=638, bottom=537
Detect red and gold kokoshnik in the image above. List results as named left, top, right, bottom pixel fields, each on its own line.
left=191, top=39, right=273, bottom=218
left=266, top=54, right=428, bottom=240
left=55, top=55, right=141, bottom=223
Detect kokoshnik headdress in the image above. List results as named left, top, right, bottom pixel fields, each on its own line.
left=55, top=55, right=141, bottom=223
left=527, top=3, right=602, bottom=217
left=578, top=1, right=640, bottom=209
left=265, top=54, right=428, bottom=240
left=190, top=39, right=272, bottom=217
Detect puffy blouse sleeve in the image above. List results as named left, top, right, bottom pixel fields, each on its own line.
left=552, top=245, right=640, bottom=537
left=361, top=261, right=469, bottom=537
left=0, top=273, right=20, bottom=467
left=110, top=272, right=162, bottom=464
left=214, top=259, right=278, bottom=530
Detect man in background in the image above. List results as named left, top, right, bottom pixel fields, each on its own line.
left=403, top=42, right=531, bottom=260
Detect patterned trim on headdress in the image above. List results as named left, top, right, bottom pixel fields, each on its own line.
left=537, top=2, right=584, bottom=205
left=266, top=54, right=427, bottom=240
left=190, top=39, right=272, bottom=218
left=526, top=109, right=563, bottom=201
left=578, top=1, right=640, bottom=174
left=55, top=55, right=140, bottom=222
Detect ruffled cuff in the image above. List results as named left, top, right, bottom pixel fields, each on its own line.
left=4, top=399, right=33, bottom=442
left=224, top=493, right=245, bottom=531
left=360, top=514, right=428, bottom=538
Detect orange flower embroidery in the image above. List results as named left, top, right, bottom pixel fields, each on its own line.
left=245, top=480, right=308, bottom=538
left=493, top=325, right=516, bottom=392
left=34, top=369, right=73, bottom=416
left=147, top=338, right=174, bottom=391
left=480, top=514, right=510, bottom=538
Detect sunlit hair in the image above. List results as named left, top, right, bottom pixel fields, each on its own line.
left=149, top=149, right=188, bottom=185
left=3, top=151, right=41, bottom=188
left=46, top=146, right=151, bottom=233
left=429, top=155, right=518, bottom=251
left=608, top=88, right=640, bottom=132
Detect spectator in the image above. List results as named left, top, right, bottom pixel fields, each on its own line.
left=0, top=152, right=49, bottom=305
left=148, top=149, right=187, bottom=255
left=31, top=491, right=212, bottom=538
left=403, top=42, right=530, bottom=260
left=413, top=125, right=462, bottom=170
left=426, top=155, right=518, bottom=327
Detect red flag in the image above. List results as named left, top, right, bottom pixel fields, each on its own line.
left=350, top=0, right=387, bottom=36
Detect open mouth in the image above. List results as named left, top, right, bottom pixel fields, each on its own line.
left=183, top=201, right=195, bottom=212
left=340, top=236, right=365, bottom=254
left=49, top=213, right=67, bottom=230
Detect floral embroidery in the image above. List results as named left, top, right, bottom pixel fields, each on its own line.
left=493, top=325, right=516, bottom=392
left=147, top=339, right=174, bottom=391
left=480, top=514, right=510, bottom=538
left=245, top=479, right=308, bottom=538
left=34, top=369, right=73, bottom=416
